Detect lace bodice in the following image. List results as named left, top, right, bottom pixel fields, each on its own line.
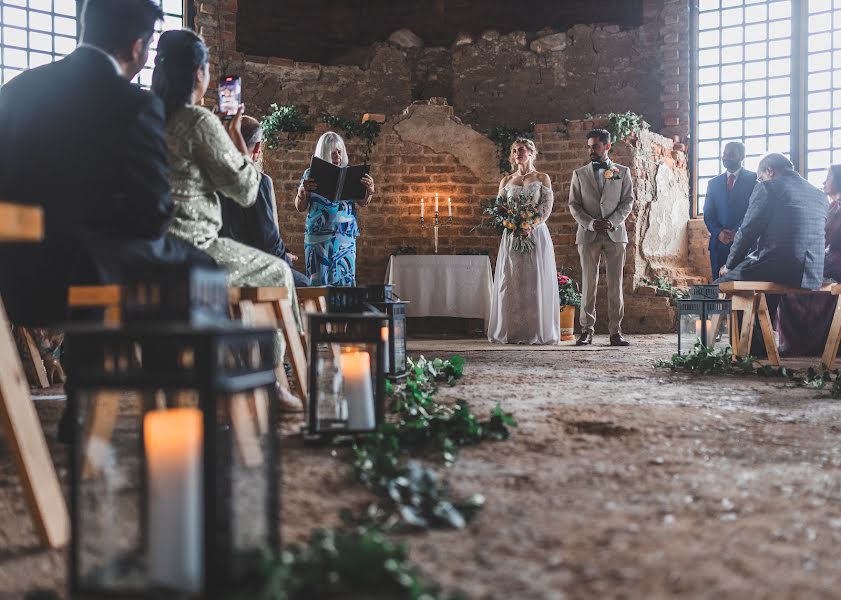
left=503, top=181, right=555, bottom=223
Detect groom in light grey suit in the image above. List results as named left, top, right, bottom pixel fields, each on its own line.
left=568, top=128, right=635, bottom=346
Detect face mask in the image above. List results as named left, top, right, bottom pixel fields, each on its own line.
left=722, top=159, right=741, bottom=172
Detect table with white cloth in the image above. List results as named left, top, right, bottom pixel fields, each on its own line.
left=385, top=255, right=494, bottom=329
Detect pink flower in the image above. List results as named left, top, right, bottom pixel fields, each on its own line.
left=558, top=275, right=570, bottom=285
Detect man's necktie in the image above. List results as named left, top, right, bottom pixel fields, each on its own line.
left=727, top=173, right=736, bottom=192
left=592, top=161, right=609, bottom=171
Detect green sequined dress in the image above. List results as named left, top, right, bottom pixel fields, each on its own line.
left=164, top=105, right=303, bottom=335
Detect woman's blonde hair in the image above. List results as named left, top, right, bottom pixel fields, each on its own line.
left=314, top=131, right=349, bottom=167
left=509, top=137, right=538, bottom=171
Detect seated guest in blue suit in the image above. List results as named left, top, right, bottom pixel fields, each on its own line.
left=219, top=116, right=310, bottom=287
left=719, top=153, right=827, bottom=288
left=703, top=141, right=756, bottom=281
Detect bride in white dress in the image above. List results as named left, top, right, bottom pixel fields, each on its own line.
left=488, top=138, right=560, bottom=344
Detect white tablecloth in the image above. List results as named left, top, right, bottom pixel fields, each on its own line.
left=385, top=255, right=494, bottom=323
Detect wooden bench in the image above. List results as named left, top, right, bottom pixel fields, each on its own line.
left=719, top=281, right=839, bottom=367
left=229, top=287, right=308, bottom=403
left=0, top=202, right=69, bottom=549
left=67, top=284, right=122, bottom=325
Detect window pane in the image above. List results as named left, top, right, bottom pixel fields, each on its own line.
left=695, top=0, right=794, bottom=215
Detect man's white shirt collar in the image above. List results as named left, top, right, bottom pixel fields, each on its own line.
left=78, top=43, right=122, bottom=76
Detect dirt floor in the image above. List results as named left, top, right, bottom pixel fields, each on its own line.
left=4, top=334, right=841, bottom=599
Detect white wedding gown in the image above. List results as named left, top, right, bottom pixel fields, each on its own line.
left=487, top=181, right=560, bottom=344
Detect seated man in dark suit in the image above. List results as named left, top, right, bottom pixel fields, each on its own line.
left=0, top=0, right=214, bottom=328
left=703, top=141, right=756, bottom=281
left=0, top=0, right=215, bottom=440
left=219, top=116, right=310, bottom=287
left=719, top=153, right=827, bottom=289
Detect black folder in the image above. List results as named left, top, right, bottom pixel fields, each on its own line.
left=308, top=155, right=370, bottom=202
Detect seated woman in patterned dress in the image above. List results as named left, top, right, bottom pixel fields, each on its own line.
left=777, top=164, right=841, bottom=356
left=294, top=132, right=375, bottom=286
left=151, top=30, right=303, bottom=406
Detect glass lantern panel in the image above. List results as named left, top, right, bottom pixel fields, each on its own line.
left=313, top=342, right=379, bottom=432
left=708, top=312, right=732, bottom=352
left=75, top=388, right=204, bottom=595
left=678, top=311, right=705, bottom=355
left=393, top=315, right=407, bottom=369
left=217, top=385, right=276, bottom=579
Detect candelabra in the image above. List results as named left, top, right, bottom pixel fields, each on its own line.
left=420, top=195, right=454, bottom=254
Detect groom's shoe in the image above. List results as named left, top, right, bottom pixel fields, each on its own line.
left=576, top=331, right=593, bottom=346
left=610, top=333, right=630, bottom=347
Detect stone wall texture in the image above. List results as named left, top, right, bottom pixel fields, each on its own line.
left=195, top=0, right=693, bottom=135
left=193, top=0, right=700, bottom=333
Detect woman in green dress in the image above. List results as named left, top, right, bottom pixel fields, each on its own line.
left=151, top=30, right=303, bottom=404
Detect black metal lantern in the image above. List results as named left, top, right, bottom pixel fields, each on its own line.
left=677, top=285, right=732, bottom=355
left=306, top=311, right=387, bottom=439
left=362, top=285, right=409, bottom=379
left=122, top=265, right=229, bottom=325
left=64, top=323, right=280, bottom=598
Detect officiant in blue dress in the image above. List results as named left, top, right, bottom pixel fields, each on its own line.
left=703, top=141, right=756, bottom=280
left=295, top=131, right=375, bottom=286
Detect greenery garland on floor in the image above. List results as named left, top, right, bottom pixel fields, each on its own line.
left=239, top=355, right=516, bottom=599
left=655, top=342, right=841, bottom=397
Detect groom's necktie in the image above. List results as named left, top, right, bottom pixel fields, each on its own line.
left=592, top=161, right=609, bottom=171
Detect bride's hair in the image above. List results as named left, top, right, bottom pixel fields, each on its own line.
left=509, top=138, right=538, bottom=172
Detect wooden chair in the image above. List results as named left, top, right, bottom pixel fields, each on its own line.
left=229, top=287, right=308, bottom=403
left=0, top=202, right=69, bottom=548
left=719, top=281, right=839, bottom=367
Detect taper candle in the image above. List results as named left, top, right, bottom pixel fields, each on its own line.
left=420, top=197, right=424, bottom=218
left=435, top=192, right=439, bottom=213
left=448, top=197, right=452, bottom=217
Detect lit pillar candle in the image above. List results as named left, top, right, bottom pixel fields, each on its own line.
left=381, top=326, right=390, bottom=374
left=420, top=197, right=424, bottom=218
left=448, top=197, right=452, bottom=217
left=695, top=319, right=712, bottom=341
left=341, top=351, right=375, bottom=430
left=145, top=407, right=203, bottom=593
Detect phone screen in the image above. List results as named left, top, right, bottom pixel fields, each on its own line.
left=218, top=75, right=241, bottom=119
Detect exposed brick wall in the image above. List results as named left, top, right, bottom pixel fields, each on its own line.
left=688, top=218, right=712, bottom=283
left=259, top=104, right=695, bottom=333
left=196, top=0, right=693, bottom=136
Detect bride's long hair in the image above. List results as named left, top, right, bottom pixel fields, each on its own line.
left=509, top=138, right=538, bottom=172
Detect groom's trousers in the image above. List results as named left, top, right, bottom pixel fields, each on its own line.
left=578, top=231, right=626, bottom=335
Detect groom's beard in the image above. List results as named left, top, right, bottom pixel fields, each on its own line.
left=590, top=152, right=606, bottom=163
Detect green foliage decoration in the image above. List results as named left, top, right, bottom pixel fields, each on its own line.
left=235, top=527, right=467, bottom=600
left=607, top=111, right=649, bottom=143
left=641, top=275, right=688, bottom=300
left=322, top=114, right=382, bottom=163
left=655, top=342, right=755, bottom=375
left=261, top=103, right=313, bottom=150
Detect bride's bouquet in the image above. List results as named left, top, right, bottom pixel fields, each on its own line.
left=474, top=192, right=545, bottom=254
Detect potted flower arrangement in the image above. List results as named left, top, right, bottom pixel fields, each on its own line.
left=557, top=271, right=582, bottom=341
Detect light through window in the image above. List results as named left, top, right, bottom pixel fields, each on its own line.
left=695, top=0, right=793, bottom=214
left=134, top=0, right=185, bottom=88
left=1, top=0, right=187, bottom=89
left=804, top=0, right=841, bottom=188
left=0, top=0, right=78, bottom=85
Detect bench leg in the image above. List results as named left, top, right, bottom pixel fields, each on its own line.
left=19, top=327, right=50, bottom=389
left=729, top=293, right=756, bottom=359
left=230, top=392, right=264, bottom=467
left=273, top=299, right=308, bottom=404
left=0, top=298, right=68, bottom=548
left=757, top=294, right=781, bottom=366
left=81, top=391, right=121, bottom=479
left=822, top=295, right=841, bottom=370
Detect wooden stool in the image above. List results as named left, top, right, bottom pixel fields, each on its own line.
left=229, top=287, right=308, bottom=403
left=720, top=281, right=838, bottom=367
left=0, top=202, right=69, bottom=548
left=15, top=326, right=50, bottom=389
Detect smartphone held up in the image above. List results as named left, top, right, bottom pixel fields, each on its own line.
left=218, top=75, right=241, bottom=120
